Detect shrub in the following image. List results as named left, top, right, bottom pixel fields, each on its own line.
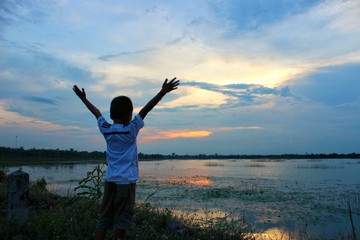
left=26, top=198, right=99, bottom=240
left=35, top=177, right=47, bottom=190
left=0, top=169, right=6, bottom=182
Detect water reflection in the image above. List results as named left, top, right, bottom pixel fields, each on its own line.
left=171, top=208, right=294, bottom=240
left=47, top=183, right=77, bottom=195
left=257, top=227, right=292, bottom=240
left=165, top=176, right=213, bottom=186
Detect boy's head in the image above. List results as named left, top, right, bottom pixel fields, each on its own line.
left=110, top=96, right=133, bottom=122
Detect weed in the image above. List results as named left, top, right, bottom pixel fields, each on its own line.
left=35, top=177, right=47, bottom=190
left=0, top=168, right=6, bottom=182
left=26, top=197, right=99, bottom=240
left=73, top=163, right=106, bottom=201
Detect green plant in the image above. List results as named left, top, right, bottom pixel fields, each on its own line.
left=0, top=175, right=6, bottom=208
left=26, top=198, right=99, bottom=240
left=35, top=177, right=47, bottom=190
left=74, top=164, right=106, bottom=201
left=0, top=168, right=6, bottom=182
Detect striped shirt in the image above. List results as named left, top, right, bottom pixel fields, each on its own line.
left=97, top=114, right=144, bottom=184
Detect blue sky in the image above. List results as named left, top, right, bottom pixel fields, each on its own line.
left=1, top=0, right=359, bottom=155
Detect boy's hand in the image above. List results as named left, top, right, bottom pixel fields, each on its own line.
left=139, top=77, right=180, bottom=120
left=73, top=85, right=86, bottom=100
left=72, top=85, right=102, bottom=118
left=160, top=77, right=180, bottom=94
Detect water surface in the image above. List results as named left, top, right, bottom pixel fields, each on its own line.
left=5, top=158, right=360, bottom=238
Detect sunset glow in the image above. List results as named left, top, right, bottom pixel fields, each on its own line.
left=140, top=130, right=213, bottom=143
left=0, top=0, right=359, bottom=154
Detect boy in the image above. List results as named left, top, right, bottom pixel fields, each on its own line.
left=72, top=78, right=180, bottom=240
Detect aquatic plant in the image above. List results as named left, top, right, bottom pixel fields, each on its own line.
left=296, top=164, right=343, bottom=169
left=250, top=159, right=285, bottom=162
left=244, top=163, right=266, bottom=167
left=204, top=162, right=224, bottom=167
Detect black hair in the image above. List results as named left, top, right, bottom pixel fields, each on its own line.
left=110, top=96, right=133, bottom=120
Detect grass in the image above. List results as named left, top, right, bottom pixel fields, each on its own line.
left=0, top=169, right=254, bottom=240
left=250, top=159, right=285, bottom=163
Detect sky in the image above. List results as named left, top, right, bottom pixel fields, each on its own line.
left=0, top=0, right=359, bottom=155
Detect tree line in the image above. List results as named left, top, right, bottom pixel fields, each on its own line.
left=138, top=152, right=360, bottom=160
left=0, top=146, right=359, bottom=162
left=0, top=146, right=105, bottom=161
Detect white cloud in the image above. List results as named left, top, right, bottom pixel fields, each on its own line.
left=1, top=0, right=359, bottom=154
left=0, top=100, right=80, bottom=132
left=84, top=0, right=360, bottom=92
left=159, top=86, right=230, bottom=109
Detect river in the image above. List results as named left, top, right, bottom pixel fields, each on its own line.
left=5, top=158, right=360, bottom=239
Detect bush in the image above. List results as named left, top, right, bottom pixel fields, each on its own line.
left=26, top=198, right=99, bottom=240
left=0, top=169, right=6, bottom=183
left=35, top=177, right=47, bottom=190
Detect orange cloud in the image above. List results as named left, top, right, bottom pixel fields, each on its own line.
left=139, top=125, right=263, bottom=143
left=140, top=129, right=213, bottom=142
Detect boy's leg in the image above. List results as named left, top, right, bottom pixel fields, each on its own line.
left=95, top=228, right=107, bottom=240
left=113, top=183, right=136, bottom=238
left=114, top=229, right=126, bottom=240
left=96, top=181, right=116, bottom=240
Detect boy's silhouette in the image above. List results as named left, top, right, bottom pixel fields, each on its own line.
left=73, top=78, right=180, bottom=240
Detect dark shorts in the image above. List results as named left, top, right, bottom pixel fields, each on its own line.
left=96, top=181, right=136, bottom=230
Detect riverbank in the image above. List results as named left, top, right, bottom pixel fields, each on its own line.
left=2, top=165, right=358, bottom=239
left=0, top=170, right=255, bottom=240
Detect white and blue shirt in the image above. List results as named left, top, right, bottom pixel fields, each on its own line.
left=97, top=114, right=144, bottom=184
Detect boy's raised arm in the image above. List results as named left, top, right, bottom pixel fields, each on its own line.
left=139, top=78, right=180, bottom=120
left=73, top=85, right=102, bottom=119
